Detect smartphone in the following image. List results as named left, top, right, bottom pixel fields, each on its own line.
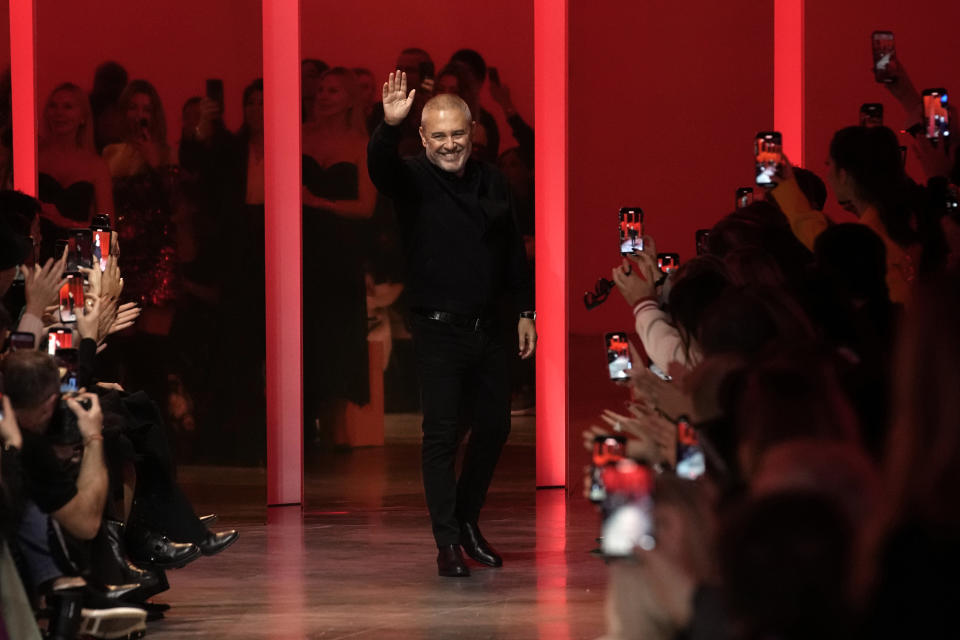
left=205, top=78, right=225, bottom=107
left=47, top=328, right=73, bottom=356
left=657, top=253, right=680, bottom=275
left=619, top=208, right=644, bottom=255
left=871, top=31, right=896, bottom=84
left=58, top=273, right=84, bottom=324
left=695, top=229, right=711, bottom=256
left=72, top=229, right=93, bottom=270
left=55, top=348, right=80, bottom=394
left=922, top=89, right=950, bottom=140
left=735, top=187, right=754, bottom=209
left=589, top=434, right=627, bottom=503
left=601, top=458, right=656, bottom=557
left=605, top=332, right=632, bottom=381
left=859, top=103, right=884, bottom=127
left=91, top=214, right=111, bottom=272
left=754, top=131, right=783, bottom=187
left=675, top=418, right=706, bottom=480
left=488, top=67, right=501, bottom=86
left=9, top=331, right=36, bottom=351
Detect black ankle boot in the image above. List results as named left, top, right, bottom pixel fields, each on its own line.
left=47, top=587, right=84, bottom=640
left=460, top=522, right=502, bottom=567
left=436, top=545, right=470, bottom=577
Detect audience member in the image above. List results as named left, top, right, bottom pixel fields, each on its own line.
left=38, top=83, right=114, bottom=259
left=89, top=61, right=128, bottom=154
left=448, top=49, right=500, bottom=161
left=302, top=67, right=376, bottom=443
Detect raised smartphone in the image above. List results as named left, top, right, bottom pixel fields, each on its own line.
left=619, top=208, right=644, bottom=255
left=605, top=332, right=632, bottom=381
left=755, top=131, right=783, bottom=186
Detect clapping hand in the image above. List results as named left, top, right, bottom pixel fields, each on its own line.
left=22, top=248, right=68, bottom=317
left=382, top=71, right=417, bottom=126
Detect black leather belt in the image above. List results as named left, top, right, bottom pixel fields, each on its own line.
left=413, top=308, right=490, bottom=332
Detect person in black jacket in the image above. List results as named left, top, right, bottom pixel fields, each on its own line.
left=367, top=72, right=536, bottom=578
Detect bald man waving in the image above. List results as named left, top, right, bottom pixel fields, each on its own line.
left=367, top=71, right=536, bottom=578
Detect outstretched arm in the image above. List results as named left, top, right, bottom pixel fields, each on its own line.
left=367, top=71, right=418, bottom=201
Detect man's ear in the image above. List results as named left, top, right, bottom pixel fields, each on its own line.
left=419, top=126, right=427, bottom=149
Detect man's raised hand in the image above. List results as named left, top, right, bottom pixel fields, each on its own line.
left=382, top=71, right=416, bottom=126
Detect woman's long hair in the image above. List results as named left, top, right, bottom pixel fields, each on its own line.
left=118, top=79, right=168, bottom=147
left=40, top=82, right=95, bottom=151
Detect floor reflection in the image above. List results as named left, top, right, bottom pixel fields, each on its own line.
left=152, top=416, right=607, bottom=639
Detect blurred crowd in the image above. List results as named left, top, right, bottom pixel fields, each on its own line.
left=588, top=44, right=960, bottom=640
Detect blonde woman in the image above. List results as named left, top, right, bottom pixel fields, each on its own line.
left=301, top=67, right=376, bottom=441
left=38, top=83, right=114, bottom=255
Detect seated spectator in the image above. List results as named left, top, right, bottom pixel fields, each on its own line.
left=448, top=49, right=500, bottom=162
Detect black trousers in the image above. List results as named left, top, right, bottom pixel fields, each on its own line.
left=409, top=314, right=512, bottom=547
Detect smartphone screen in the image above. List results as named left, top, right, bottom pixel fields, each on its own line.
left=605, top=332, right=632, bottom=381
left=754, top=131, right=783, bottom=186
left=922, top=89, right=950, bottom=140
left=657, top=253, right=680, bottom=275
left=55, top=348, right=80, bottom=394
left=93, top=229, right=110, bottom=272
left=9, top=331, right=36, bottom=351
left=619, top=208, right=644, bottom=255
left=58, top=273, right=84, bottom=324
left=72, top=229, right=93, bottom=270
left=695, top=229, right=711, bottom=256
left=859, top=103, right=884, bottom=127
left=675, top=418, right=706, bottom=480
left=589, top=434, right=627, bottom=503
left=47, top=328, right=73, bottom=356
left=735, top=187, right=754, bottom=209
left=872, top=31, right=896, bottom=84
left=601, top=459, right=656, bottom=556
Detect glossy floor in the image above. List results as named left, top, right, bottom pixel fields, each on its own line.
left=152, top=418, right=609, bottom=639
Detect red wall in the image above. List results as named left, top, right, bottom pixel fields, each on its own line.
left=36, top=0, right=262, bottom=135
left=300, top=0, right=534, bottom=150
left=803, top=0, right=960, bottom=223
left=568, top=0, right=775, bottom=336
left=565, top=0, right=775, bottom=486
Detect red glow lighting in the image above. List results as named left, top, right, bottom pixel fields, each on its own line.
left=775, top=0, right=805, bottom=166
left=263, top=0, right=303, bottom=506
left=534, top=0, right=569, bottom=489
left=10, top=0, right=38, bottom=196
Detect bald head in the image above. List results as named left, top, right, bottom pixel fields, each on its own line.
left=419, top=94, right=474, bottom=176
left=421, top=93, right=472, bottom=125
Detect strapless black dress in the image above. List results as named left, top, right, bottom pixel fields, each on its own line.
left=38, top=172, right=95, bottom=259
left=302, top=156, right=370, bottom=409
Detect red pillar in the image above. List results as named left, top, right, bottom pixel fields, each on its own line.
left=775, top=0, right=805, bottom=166
left=10, top=0, right=37, bottom=196
left=534, top=0, right=568, bottom=488
left=263, top=0, right=303, bottom=506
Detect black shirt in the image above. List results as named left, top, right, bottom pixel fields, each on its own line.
left=367, top=122, right=533, bottom=317
left=20, top=430, right=77, bottom=514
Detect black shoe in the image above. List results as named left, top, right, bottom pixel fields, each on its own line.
left=198, top=513, right=218, bottom=526
left=436, top=545, right=470, bottom=577
left=126, top=528, right=201, bottom=570
left=460, top=522, right=503, bottom=567
left=198, top=529, right=239, bottom=556
left=98, top=520, right=162, bottom=588
left=47, top=587, right=84, bottom=640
